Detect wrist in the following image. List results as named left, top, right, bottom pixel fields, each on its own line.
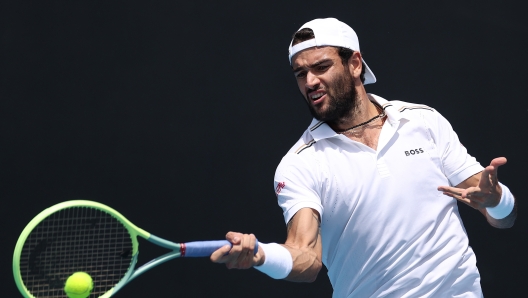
left=486, top=182, right=514, bottom=219
left=253, top=242, right=292, bottom=279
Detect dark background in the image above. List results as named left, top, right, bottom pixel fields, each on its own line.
left=2, top=0, right=526, bottom=297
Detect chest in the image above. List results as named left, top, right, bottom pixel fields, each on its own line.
left=340, top=120, right=384, bottom=150
left=316, top=121, right=450, bottom=222
left=343, top=129, right=382, bottom=150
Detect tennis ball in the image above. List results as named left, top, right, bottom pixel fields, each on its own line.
left=64, top=272, right=93, bottom=298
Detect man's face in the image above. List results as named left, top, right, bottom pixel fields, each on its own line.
left=291, top=46, right=358, bottom=122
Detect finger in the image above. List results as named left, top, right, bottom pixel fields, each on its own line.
left=236, top=235, right=252, bottom=267
left=490, top=157, right=507, bottom=168
left=437, top=185, right=464, bottom=194
left=246, top=233, right=257, bottom=259
left=444, top=191, right=482, bottom=209
left=461, top=186, right=483, bottom=198
left=443, top=190, right=469, bottom=204
left=439, top=186, right=472, bottom=202
left=441, top=187, right=477, bottom=204
left=210, top=244, right=233, bottom=263
left=224, top=245, right=245, bottom=269
left=442, top=191, right=462, bottom=200
left=239, top=234, right=250, bottom=255
left=489, top=157, right=506, bottom=184
left=226, top=232, right=242, bottom=244
left=478, top=167, right=492, bottom=189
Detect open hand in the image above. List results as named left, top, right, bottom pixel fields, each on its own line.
left=438, top=157, right=507, bottom=209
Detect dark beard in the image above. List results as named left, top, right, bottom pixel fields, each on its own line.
left=304, top=70, right=358, bottom=123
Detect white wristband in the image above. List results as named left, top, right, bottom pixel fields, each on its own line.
left=486, top=182, right=515, bottom=219
left=253, top=242, right=292, bottom=279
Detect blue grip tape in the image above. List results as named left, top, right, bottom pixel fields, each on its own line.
left=183, top=239, right=259, bottom=257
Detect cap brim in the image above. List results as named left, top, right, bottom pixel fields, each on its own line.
left=362, top=59, right=376, bottom=85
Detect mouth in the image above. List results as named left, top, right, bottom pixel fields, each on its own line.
left=308, top=90, right=326, bottom=105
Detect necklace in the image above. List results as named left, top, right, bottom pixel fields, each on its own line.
left=336, top=104, right=386, bottom=134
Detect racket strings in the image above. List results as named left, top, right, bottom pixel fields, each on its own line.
left=19, top=207, right=134, bottom=297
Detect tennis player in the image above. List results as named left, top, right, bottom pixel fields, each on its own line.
left=211, top=18, right=517, bottom=297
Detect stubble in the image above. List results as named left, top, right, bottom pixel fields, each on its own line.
left=304, top=69, right=359, bottom=125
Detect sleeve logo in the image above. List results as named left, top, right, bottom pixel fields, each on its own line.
left=275, top=182, right=286, bottom=196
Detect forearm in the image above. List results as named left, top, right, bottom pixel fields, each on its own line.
left=255, top=208, right=323, bottom=282
left=282, top=208, right=323, bottom=282
left=282, top=234, right=322, bottom=282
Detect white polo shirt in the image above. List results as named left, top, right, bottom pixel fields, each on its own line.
left=274, top=94, right=484, bottom=297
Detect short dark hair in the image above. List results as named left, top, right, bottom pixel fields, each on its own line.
left=291, top=28, right=365, bottom=83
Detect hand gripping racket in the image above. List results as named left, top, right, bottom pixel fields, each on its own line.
left=13, top=200, right=257, bottom=297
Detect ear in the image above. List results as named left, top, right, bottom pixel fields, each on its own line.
left=348, top=51, right=363, bottom=80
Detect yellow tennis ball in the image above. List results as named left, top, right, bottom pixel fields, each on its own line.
left=64, top=272, right=93, bottom=298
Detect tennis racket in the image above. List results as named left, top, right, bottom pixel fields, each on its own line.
left=13, top=200, right=257, bottom=297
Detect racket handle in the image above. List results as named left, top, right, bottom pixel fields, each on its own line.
left=182, top=239, right=259, bottom=257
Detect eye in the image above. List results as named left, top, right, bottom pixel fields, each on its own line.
left=316, top=64, right=330, bottom=71
left=295, top=71, right=307, bottom=79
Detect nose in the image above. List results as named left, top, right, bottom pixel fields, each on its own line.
left=305, top=71, right=320, bottom=90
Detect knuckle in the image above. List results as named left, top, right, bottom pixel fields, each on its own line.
left=230, top=246, right=242, bottom=254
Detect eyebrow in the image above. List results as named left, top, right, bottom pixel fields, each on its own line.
left=292, top=58, right=333, bottom=73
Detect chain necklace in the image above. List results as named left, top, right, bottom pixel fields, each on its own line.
left=335, top=103, right=386, bottom=134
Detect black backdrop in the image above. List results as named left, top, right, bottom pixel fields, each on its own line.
left=2, top=1, right=527, bottom=297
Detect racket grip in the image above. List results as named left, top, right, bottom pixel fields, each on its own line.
left=182, top=239, right=258, bottom=257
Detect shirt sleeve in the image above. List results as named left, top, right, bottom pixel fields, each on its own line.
left=428, top=110, right=484, bottom=186
left=274, top=154, right=323, bottom=224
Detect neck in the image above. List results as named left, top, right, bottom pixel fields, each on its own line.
left=329, top=92, right=380, bottom=132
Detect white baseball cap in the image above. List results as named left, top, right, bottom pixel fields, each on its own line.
left=288, top=18, right=376, bottom=84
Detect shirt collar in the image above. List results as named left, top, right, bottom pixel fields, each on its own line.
left=308, top=94, right=408, bottom=141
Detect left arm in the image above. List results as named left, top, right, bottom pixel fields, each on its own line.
left=438, top=157, right=517, bottom=228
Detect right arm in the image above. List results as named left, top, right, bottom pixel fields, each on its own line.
left=210, top=207, right=323, bottom=282
left=282, top=207, right=322, bottom=282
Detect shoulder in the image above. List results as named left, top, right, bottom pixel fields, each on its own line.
left=388, top=100, right=436, bottom=116
left=371, top=94, right=456, bottom=136
left=370, top=94, right=441, bottom=121
left=383, top=98, right=457, bottom=141
left=386, top=99, right=447, bottom=126
left=276, top=129, right=319, bottom=173
left=283, top=129, right=317, bottom=156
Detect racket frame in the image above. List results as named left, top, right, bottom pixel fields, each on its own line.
left=13, top=200, right=182, bottom=298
